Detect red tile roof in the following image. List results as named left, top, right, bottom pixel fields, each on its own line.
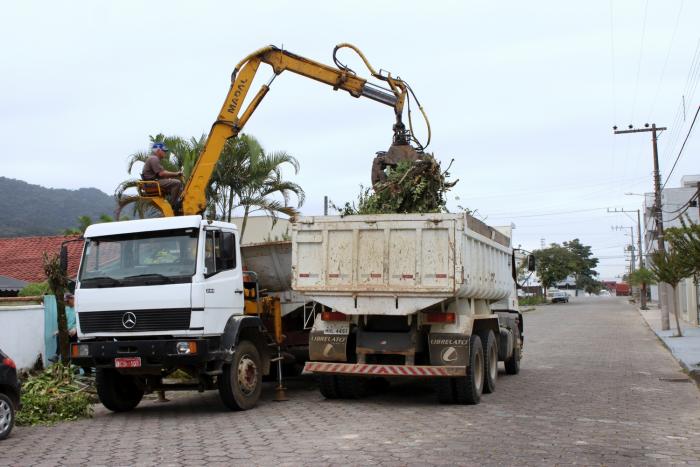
left=0, top=235, right=84, bottom=283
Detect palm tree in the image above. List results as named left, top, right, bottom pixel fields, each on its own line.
left=209, top=134, right=305, bottom=241
left=115, top=134, right=206, bottom=219
left=63, top=214, right=114, bottom=235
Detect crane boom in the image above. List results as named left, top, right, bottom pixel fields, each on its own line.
left=146, top=44, right=422, bottom=217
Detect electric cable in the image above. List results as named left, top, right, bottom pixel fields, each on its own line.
left=662, top=105, right=700, bottom=189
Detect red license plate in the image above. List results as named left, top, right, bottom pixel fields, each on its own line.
left=115, top=357, right=141, bottom=368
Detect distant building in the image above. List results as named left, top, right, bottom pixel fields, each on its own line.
left=641, top=174, right=700, bottom=324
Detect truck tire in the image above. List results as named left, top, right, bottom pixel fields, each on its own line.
left=454, top=334, right=483, bottom=405
left=436, top=335, right=484, bottom=405
left=481, top=330, right=498, bottom=394
left=435, top=378, right=455, bottom=404
left=318, top=375, right=341, bottom=399
left=219, top=340, right=263, bottom=411
left=337, top=376, right=368, bottom=399
left=504, top=327, right=521, bottom=375
left=0, top=393, right=15, bottom=440
left=96, top=369, right=144, bottom=412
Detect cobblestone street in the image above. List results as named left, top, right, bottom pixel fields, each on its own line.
left=3, top=297, right=700, bottom=466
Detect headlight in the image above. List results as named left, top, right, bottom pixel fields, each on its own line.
left=176, top=341, right=197, bottom=355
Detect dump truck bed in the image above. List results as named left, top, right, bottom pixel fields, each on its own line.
left=291, top=213, right=514, bottom=315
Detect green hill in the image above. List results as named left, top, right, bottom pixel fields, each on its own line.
left=0, top=177, right=116, bottom=237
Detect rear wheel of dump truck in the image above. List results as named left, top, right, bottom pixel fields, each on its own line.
left=481, top=330, right=498, bottom=394
left=454, top=334, right=483, bottom=404
left=504, top=327, right=521, bottom=375
left=436, top=334, right=484, bottom=405
left=318, top=375, right=341, bottom=399
left=337, top=375, right=368, bottom=399
left=218, top=340, right=262, bottom=410
left=96, top=369, right=144, bottom=412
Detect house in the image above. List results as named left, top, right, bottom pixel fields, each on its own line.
left=0, top=275, right=28, bottom=297
left=0, top=235, right=83, bottom=285
left=641, top=174, right=700, bottom=325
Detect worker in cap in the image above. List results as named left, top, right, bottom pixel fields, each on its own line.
left=141, top=142, right=184, bottom=214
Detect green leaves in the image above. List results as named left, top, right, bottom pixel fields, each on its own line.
left=336, top=154, right=456, bottom=215
left=16, top=363, right=94, bottom=426
left=533, top=239, right=599, bottom=291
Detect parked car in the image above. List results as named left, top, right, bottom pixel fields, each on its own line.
left=0, top=348, right=20, bottom=440
left=598, top=290, right=611, bottom=297
left=550, top=291, right=569, bottom=303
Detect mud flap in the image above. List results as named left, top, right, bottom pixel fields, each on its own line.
left=428, top=333, right=470, bottom=367
left=309, top=331, right=349, bottom=362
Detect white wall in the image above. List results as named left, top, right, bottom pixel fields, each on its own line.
left=0, top=305, right=45, bottom=370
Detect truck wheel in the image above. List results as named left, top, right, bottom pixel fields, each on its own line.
left=504, top=327, right=521, bottom=375
left=318, top=375, right=341, bottom=399
left=0, top=393, right=15, bottom=440
left=337, top=376, right=368, bottom=399
left=96, top=369, right=144, bottom=412
left=218, top=340, right=262, bottom=411
left=435, top=379, right=455, bottom=404
left=454, top=334, right=483, bottom=405
left=482, top=330, right=498, bottom=394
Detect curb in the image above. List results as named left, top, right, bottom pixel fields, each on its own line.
left=636, top=307, right=700, bottom=387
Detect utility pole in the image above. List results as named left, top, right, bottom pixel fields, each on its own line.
left=608, top=208, right=647, bottom=309
left=613, top=123, right=668, bottom=329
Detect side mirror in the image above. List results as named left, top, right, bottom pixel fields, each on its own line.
left=527, top=254, right=536, bottom=272
left=60, top=245, right=69, bottom=274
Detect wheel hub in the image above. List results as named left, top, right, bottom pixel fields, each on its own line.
left=0, top=398, right=12, bottom=434
left=237, top=355, right=258, bottom=395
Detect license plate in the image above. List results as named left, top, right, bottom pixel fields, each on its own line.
left=115, top=357, right=141, bottom=368
left=324, top=322, right=349, bottom=335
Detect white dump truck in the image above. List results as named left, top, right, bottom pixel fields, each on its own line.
left=296, top=213, right=531, bottom=404
left=70, top=216, right=311, bottom=412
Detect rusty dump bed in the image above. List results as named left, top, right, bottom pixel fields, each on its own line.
left=290, top=213, right=513, bottom=314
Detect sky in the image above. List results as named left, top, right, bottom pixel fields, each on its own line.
left=1, top=0, right=699, bottom=280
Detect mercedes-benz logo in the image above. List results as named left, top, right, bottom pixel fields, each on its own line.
left=122, top=312, right=137, bottom=329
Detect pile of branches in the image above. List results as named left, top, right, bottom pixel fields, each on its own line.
left=335, top=154, right=457, bottom=215
left=17, top=363, right=95, bottom=426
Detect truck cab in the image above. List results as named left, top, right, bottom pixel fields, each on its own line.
left=71, top=216, right=273, bottom=412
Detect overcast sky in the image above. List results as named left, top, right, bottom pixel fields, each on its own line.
left=2, top=0, right=699, bottom=280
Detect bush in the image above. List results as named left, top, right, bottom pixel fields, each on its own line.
left=519, top=296, right=545, bottom=306
left=17, top=363, right=94, bottom=426
left=18, top=281, right=50, bottom=297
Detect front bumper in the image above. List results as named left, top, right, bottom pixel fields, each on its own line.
left=71, top=338, right=216, bottom=369
left=303, top=361, right=466, bottom=377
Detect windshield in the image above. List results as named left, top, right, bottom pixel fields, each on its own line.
left=79, top=228, right=199, bottom=288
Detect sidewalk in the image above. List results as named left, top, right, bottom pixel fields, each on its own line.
left=638, top=304, right=700, bottom=384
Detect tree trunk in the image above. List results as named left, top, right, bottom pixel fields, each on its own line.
left=240, top=205, right=250, bottom=243
left=227, top=187, right=234, bottom=223
left=672, top=285, right=683, bottom=337
left=56, top=289, right=70, bottom=364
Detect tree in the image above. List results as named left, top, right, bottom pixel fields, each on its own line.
left=628, top=267, right=655, bottom=309
left=63, top=214, right=114, bottom=235
left=43, top=253, right=69, bottom=363
left=648, top=249, right=693, bottom=337
left=563, top=239, right=599, bottom=296
left=533, top=244, right=576, bottom=295
left=208, top=134, right=305, bottom=241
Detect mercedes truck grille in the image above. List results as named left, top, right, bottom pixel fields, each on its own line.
left=78, top=308, right=192, bottom=333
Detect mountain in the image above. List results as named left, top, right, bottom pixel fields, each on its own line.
left=0, top=177, right=116, bottom=237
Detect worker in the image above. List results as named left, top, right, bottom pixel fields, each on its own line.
left=65, top=293, right=77, bottom=340
left=141, top=142, right=184, bottom=213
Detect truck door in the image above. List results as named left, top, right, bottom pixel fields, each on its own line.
left=203, top=229, right=244, bottom=331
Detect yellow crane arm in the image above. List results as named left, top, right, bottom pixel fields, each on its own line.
left=181, top=45, right=408, bottom=216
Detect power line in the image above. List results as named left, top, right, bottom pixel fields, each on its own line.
left=662, top=104, right=700, bottom=189
left=648, top=0, right=684, bottom=119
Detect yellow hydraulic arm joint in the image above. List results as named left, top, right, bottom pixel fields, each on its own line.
left=180, top=44, right=411, bottom=216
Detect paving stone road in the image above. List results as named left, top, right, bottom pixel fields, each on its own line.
left=3, top=297, right=700, bottom=466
